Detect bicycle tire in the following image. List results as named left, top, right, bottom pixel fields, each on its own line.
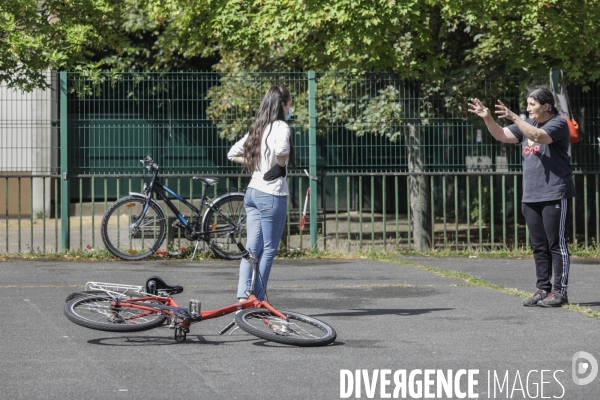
left=202, top=193, right=247, bottom=260
left=101, top=196, right=167, bottom=261
left=235, top=308, right=336, bottom=347
left=64, top=294, right=166, bottom=332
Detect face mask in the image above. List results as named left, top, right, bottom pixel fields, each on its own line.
left=284, top=107, right=293, bottom=121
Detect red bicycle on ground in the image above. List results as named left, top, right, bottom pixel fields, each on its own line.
left=64, top=243, right=336, bottom=346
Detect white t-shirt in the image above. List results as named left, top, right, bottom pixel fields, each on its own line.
left=227, top=120, right=291, bottom=196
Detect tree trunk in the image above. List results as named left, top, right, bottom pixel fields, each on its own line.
left=407, top=124, right=431, bottom=250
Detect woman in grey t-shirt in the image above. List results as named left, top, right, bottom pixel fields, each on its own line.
left=468, top=88, right=574, bottom=307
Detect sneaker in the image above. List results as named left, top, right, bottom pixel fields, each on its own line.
left=538, top=291, right=568, bottom=308
left=523, top=289, right=547, bottom=307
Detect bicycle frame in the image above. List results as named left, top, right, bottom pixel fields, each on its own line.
left=150, top=180, right=204, bottom=230
left=139, top=167, right=241, bottom=237
left=110, top=294, right=286, bottom=330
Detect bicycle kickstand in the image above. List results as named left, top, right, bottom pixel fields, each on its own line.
left=191, top=241, right=201, bottom=261
left=218, top=320, right=237, bottom=335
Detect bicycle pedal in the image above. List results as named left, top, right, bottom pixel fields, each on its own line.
left=218, top=320, right=236, bottom=335
left=171, top=220, right=185, bottom=228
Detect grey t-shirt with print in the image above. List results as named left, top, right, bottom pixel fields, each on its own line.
left=507, top=115, right=575, bottom=202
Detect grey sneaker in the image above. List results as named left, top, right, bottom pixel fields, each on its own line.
left=538, top=291, right=568, bottom=308
left=523, top=289, right=547, bottom=307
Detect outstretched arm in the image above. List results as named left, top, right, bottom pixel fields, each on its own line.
left=494, top=100, right=553, bottom=144
left=468, top=98, right=518, bottom=144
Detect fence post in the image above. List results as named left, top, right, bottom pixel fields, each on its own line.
left=60, top=71, right=70, bottom=250
left=308, top=71, right=318, bottom=249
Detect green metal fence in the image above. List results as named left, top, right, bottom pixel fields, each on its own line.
left=1, top=71, right=599, bottom=254
left=2, top=171, right=599, bottom=253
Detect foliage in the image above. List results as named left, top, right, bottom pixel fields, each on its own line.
left=5, top=0, right=600, bottom=137
left=143, top=0, right=600, bottom=84
left=205, top=68, right=412, bottom=143
left=344, top=85, right=405, bottom=142
left=0, top=0, right=130, bottom=90
left=440, top=0, right=600, bottom=86
left=4, top=0, right=600, bottom=85
left=205, top=69, right=306, bottom=140
left=469, top=180, right=491, bottom=225
left=169, top=0, right=600, bottom=141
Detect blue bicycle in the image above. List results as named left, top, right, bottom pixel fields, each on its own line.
left=100, top=156, right=247, bottom=261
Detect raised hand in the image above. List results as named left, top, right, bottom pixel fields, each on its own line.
left=494, top=100, right=516, bottom=121
left=468, top=98, right=490, bottom=119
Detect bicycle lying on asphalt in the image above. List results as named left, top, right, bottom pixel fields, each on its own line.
left=100, top=156, right=247, bottom=261
left=64, top=243, right=337, bottom=346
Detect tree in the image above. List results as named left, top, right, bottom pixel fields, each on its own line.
left=6, top=1, right=600, bottom=90
left=0, top=0, right=130, bottom=90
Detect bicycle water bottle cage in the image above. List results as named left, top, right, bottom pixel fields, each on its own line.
left=145, top=276, right=184, bottom=296
left=192, top=176, right=219, bottom=186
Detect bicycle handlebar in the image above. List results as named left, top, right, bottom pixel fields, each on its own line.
left=140, top=156, right=159, bottom=172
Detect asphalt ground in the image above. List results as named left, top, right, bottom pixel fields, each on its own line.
left=1, top=255, right=599, bottom=400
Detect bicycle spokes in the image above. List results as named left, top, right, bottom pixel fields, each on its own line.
left=251, top=314, right=319, bottom=338
left=101, top=197, right=167, bottom=260
left=203, top=195, right=247, bottom=259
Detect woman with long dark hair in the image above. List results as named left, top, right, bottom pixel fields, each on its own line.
left=468, top=88, right=575, bottom=307
left=228, top=85, right=296, bottom=300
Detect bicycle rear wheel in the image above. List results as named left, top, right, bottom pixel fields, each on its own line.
left=64, top=294, right=166, bottom=332
left=203, top=193, right=247, bottom=260
left=101, top=196, right=167, bottom=261
left=235, top=308, right=336, bottom=346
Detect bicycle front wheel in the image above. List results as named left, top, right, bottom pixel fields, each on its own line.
left=101, top=196, right=167, bottom=261
left=64, top=295, right=166, bottom=332
left=235, top=308, right=337, bottom=346
left=203, top=193, right=247, bottom=260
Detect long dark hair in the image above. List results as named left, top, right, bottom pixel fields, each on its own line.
left=526, top=87, right=558, bottom=114
left=243, top=86, right=296, bottom=172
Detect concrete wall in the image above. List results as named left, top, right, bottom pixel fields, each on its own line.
left=0, top=72, right=58, bottom=217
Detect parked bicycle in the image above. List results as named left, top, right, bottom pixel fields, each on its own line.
left=64, top=243, right=337, bottom=346
left=100, top=156, right=247, bottom=261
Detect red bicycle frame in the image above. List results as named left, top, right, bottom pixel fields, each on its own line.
left=111, top=293, right=288, bottom=331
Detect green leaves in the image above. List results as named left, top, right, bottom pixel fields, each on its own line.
left=0, top=0, right=129, bottom=90
left=440, top=0, right=600, bottom=85
left=4, top=0, right=600, bottom=96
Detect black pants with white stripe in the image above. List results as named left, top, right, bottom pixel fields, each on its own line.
left=522, top=199, right=571, bottom=294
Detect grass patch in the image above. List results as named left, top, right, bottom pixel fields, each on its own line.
left=2, top=242, right=599, bottom=261
left=390, top=255, right=600, bottom=320
left=0, top=247, right=217, bottom=261
left=394, top=258, right=532, bottom=299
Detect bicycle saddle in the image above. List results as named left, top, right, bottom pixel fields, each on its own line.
left=193, top=176, right=219, bottom=186
left=145, top=276, right=184, bottom=296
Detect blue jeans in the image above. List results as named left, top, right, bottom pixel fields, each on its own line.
left=237, top=188, right=287, bottom=300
